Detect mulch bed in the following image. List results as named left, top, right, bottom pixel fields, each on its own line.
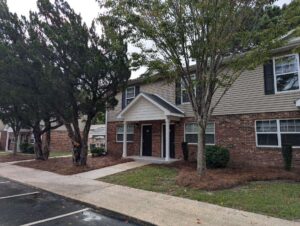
left=0, top=154, right=35, bottom=163
left=170, top=161, right=300, bottom=191
left=15, top=155, right=133, bottom=175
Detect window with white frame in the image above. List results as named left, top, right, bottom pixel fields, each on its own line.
left=280, top=119, right=300, bottom=146
left=274, top=54, right=300, bottom=93
left=125, top=86, right=135, bottom=105
left=116, top=124, right=134, bottom=142
left=185, top=122, right=215, bottom=145
left=256, top=119, right=300, bottom=147
left=256, top=120, right=278, bottom=146
left=181, top=75, right=196, bottom=104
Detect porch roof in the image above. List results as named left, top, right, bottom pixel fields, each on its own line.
left=117, top=93, right=184, bottom=121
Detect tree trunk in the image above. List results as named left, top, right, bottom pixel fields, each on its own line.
left=12, top=131, right=20, bottom=156
left=42, top=129, right=51, bottom=160
left=197, top=124, right=206, bottom=175
left=33, top=130, right=44, bottom=160
left=79, top=117, right=92, bottom=166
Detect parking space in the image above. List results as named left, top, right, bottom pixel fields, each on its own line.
left=0, top=177, right=140, bottom=226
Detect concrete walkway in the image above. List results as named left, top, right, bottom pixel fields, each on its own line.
left=0, top=163, right=298, bottom=226
left=74, top=161, right=149, bottom=179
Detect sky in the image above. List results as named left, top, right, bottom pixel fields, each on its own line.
left=6, top=0, right=293, bottom=78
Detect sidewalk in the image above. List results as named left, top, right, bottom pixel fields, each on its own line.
left=0, top=163, right=298, bottom=226
left=74, top=161, right=149, bottom=179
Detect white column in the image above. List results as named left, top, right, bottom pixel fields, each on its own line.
left=122, top=121, right=127, bottom=158
left=165, top=117, right=170, bottom=161
left=5, top=131, right=9, bottom=152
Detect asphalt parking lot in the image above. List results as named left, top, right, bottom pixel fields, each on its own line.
left=0, top=177, right=141, bottom=226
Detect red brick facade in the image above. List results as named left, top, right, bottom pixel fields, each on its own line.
left=107, top=110, right=300, bottom=168
left=49, top=130, right=73, bottom=152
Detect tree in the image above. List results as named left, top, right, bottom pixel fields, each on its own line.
left=0, top=0, right=62, bottom=159
left=102, top=0, right=297, bottom=174
left=31, top=0, right=130, bottom=165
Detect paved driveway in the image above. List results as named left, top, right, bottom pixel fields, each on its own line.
left=0, top=177, right=140, bottom=226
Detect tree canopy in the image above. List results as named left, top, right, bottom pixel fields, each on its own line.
left=101, top=0, right=300, bottom=174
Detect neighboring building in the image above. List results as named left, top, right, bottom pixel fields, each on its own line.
left=107, top=38, right=300, bottom=168
left=88, top=124, right=106, bottom=150
left=0, top=119, right=86, bottom=152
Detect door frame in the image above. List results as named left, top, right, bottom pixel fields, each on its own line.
left=161, top=123, right=175, bottom=158
left=140, top=124, right=152, bottom=156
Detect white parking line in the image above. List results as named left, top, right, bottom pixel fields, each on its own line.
left=21, top=208, right=90, bottom=226
left=0, top=192, right=39, bottom=200
left=0, top=181, right=10, bottom=184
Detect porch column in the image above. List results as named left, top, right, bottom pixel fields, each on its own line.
left=165, top=117, right=170, bottom=161
left=122, top=121, right=127, bottom=158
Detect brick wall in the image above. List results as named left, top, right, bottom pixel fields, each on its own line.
left=107, top=120, right=168, bottom=158
left=108, top=111, right=300, bottom=168
left=213, top=111, right=300, bottom=168
left=49, top=130, right=72, bottom=152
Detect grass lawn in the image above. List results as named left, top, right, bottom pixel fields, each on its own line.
left=0, top=152, right=35, bottom=162
left=49, top=151, right=72, bottom=157
left=100, top=165, right=300, bottom=220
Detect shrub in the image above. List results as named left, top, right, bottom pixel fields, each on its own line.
left=20, top=143, right=34, bottom=154
left=205, top=146, right=230, bottom=168
left=91, top=147, right=106, bottom=157
left=281, top=144, right=293, bottom=171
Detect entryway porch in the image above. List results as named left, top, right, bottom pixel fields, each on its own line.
left=117, top=92, right=185, bottom=161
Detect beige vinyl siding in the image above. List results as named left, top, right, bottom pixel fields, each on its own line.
left=124, top=98, right=165, bottom=121
left=212, top=65, right=300, bottom=116
left=108, top=64, right=300, bottom=121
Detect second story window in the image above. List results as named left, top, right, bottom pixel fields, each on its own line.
left=274, top=54, right=300, bottom=93
left=181, top=75, right=196, bottom=104
left=126, top=86, right=135, bottom=105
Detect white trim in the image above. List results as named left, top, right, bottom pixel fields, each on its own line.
left=273, top=54, right=300, bottom=94
left=255, top=118, right=300, bottom=148
left=140, top=124, right=152, bottom=157
left=117, top=93, right=184, bottom=120
left=21, top=208, right=90, bottom=226
left=160, top=123, right=175, bottom=158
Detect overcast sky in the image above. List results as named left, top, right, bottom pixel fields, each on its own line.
left=6, top=0, right=293, bottom=78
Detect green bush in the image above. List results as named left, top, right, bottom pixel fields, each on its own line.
left=281, top=144, right=293, bottom=171
left=20, top=143, right=34, bottom=154
left=91, top=147, right=106, bottom=157
left=205, top=146, right=230, bottom=168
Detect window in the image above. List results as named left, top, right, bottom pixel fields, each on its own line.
left=274, top=54, right=300, bottom=93
left=256, top=120, right=278, bottom=146
left=185, top=122, right=215, bottom=145
left=116, top=124, right=134, bottom=142
left=256, top=119, right=300, bottom=147
left=125, top=87, right=135, bottom=105
left=181, top=75, right=196, bottom=104
left=280, top=119, right=300, bottom=146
